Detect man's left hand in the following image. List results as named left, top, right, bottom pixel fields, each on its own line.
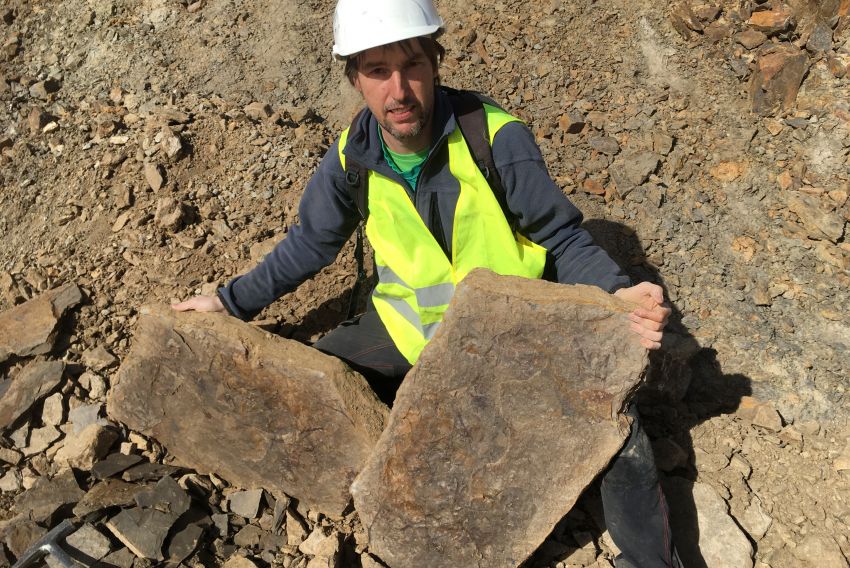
left=613, top=282, right=671, bottom=350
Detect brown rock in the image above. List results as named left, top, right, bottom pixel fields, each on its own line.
left=351, top=270, right=647, bottom=568
left=748, top=6, right=795, bottom=34
left=750, top=44, right=809, bottom=116
left=788, top=192, right=847, bottom=243
left=13, top=469, right=84, bottom=523
left=670, top=3, right=704, bottom=38
left=135, top=475, right=191, bottom=516
left=736, top=397, right=783, bottom=431
left=244, top=102, right=273, bottom=121
left=751, top=403, right=783, bottom=432
left=105, top=507, right=175, bottom=561
left=0, top=283, right=82, bottom=363
left=223, top=557, right=258, bottom=568
left=54, top=423, right=119, bottom=471
left=805, top=21, right=834, bottom=54
left=166, top=523, right=204, bottom=564
left=709, top=161, right=748, bottom=182
left=73, top=479, right=145, bottom=517
left=61, top=523, right=113, bottom=564
left=827, top=54, right=848, bottom=79
left=694, top=4, right=721, bottom=22
left=704, top=20, right=733, bottom=42
left=4, top=522, right=47, bottom=559
left=27, top=107, right=50, bottom=133
left=82, top=345, right=118, bottom=372
left=144, top=162, right=164, bottom=192
left=154, top=197, right=187, bottom=232
left=0, top=360, right=65, bottom=431
left=777, top=170, right=794, bottom=190
left=582, top=178, right=606, bottom=195
left=159, top=127, right=183, bottom=160
left=0, top=446, right=22, bottom=465
left=735, top=29, right=767, bottom=49
left=611, top=152, right=661, bottom=197
left=28, top=79, right=60, bottom=100
left=107, top=305, right=388, bottom=516
left=559, top=111, right=586, bottom=134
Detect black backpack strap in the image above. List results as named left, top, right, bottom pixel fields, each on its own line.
left=344, top=109, right=370, bottom=221
left=444, top=87, right=517, bottom=232
left=343, top=109, right=370, bottom=319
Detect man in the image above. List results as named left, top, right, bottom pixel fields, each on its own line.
left=174, top=1, right=680, bottom=566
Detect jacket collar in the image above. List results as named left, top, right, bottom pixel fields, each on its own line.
left=342, top=87, right=457, bottom=175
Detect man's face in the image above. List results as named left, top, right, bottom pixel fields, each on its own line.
left=353, top=40, right=437, bottom=153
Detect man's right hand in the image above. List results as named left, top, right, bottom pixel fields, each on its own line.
left=171, top=295, right=226, bottom=313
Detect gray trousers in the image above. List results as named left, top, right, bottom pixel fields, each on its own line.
left=314, top=308, right=681, bottom=568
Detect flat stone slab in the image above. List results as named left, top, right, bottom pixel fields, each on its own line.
left=107, top=305, right=389, bottom=516
left=0, top=283, right=82, bottom=364
left=134, top=475, right=191, bottom=516
left=105, top=507, right=176, bottom=561
left=228, top=489, right=264, bottom=519
left=73, top=479, right=147, bottom=517
left=352, top=270, right=648, bottom=568
left=91, top=452, right=145, bottom=480
left=13, top=469, right=85, bottom=524
left=0, top=360, right=65, bottom=431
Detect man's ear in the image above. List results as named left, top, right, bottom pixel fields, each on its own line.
left=352, top=74, right=362, bottom=94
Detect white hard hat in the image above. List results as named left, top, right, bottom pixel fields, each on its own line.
left=332, top=0, right=445, bottom=59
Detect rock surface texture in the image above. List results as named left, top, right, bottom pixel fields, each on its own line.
left=107, top=306, right=388, bottom=516
left=352, top=270, right=648, bottom=568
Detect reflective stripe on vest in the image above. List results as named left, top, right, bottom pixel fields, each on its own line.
left=339, top=103, right=548, bottom=364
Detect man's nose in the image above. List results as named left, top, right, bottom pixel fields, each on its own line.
left=389, top=70, right=411, bottom=100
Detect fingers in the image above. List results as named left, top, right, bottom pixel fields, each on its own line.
left=170, top=295, right=225, bottom=313
left=171, top=300, right=193, bottom=312
left=645, top=282, right=665, bottom=306
left=629, top=304, right=668, bottom=351
left=630, top=322, right=663, bottom=350
left=631, top=305, right=671, bottom=326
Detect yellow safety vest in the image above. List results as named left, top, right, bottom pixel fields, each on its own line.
left=339, top=104, right=547, bottom=364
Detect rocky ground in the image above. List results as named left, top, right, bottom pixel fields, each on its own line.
left=1, top=0, right=849, bottom=566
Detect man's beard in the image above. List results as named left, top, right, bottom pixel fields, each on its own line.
left=380, top=100, right=431, bottom=142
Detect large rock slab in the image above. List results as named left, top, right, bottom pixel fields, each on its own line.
left=107, top=305, right=389, bottom=516
left=0, top=283, right=82, bottom=364
left=351, top=270, right=648, bottom=568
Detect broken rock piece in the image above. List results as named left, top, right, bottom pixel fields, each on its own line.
left=13, top=469, right=84, bottom=524
left=352, top=269, right=648, bottom=568
left=105, top=507, right=175, bottom=561
left=54, top=423, right=120, bottom=471
left=0, top=283, right=82, bottom=364
left=107, top=305, right=389, bottom=516
left=0, top=360, right=65, bottom=431
left=750, top=44, right=809, bottom=116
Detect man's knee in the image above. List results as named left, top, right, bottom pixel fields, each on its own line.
left=604, top=410, right=660, bottom=490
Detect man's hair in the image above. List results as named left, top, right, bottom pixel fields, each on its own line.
left=344, top=37, right=445, bottom=85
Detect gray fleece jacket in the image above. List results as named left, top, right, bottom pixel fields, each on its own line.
left=218, top=88, right=630, bottom=320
